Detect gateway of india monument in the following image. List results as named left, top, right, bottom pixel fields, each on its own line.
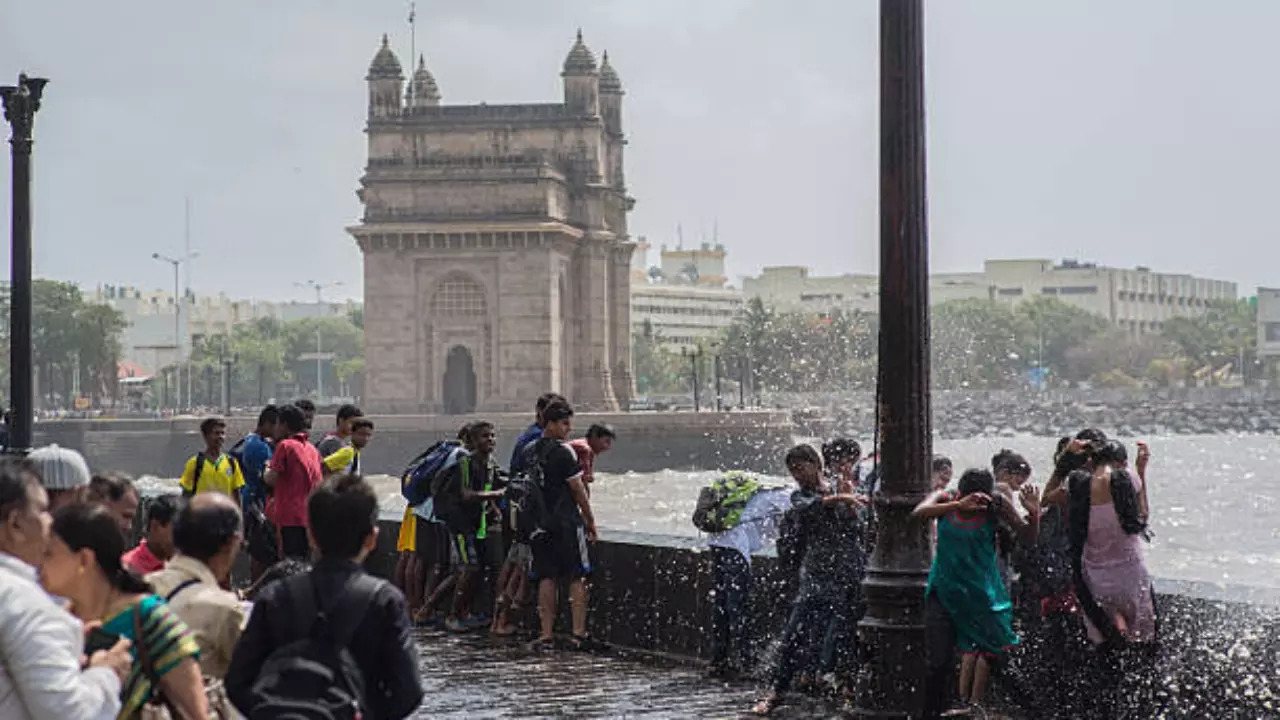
left=349, top=32, right=637, bottom=414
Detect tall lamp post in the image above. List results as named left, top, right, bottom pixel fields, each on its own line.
left=856, top=1, right=933, bottom=717
left=2, top=74, right=49, bottom=455
left=153, top=251, right=197, bottom=412
left=295, top=280, right=343, bottom=304
left=680, top=346, right=701, bottom=412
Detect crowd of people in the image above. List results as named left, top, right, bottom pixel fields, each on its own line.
left=0, top=399, right=425, bottom=719
left=705, top=428, right=1157, bottom=718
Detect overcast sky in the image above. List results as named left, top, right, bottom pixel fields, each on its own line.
left=1, top=0, right=1277, bottom=302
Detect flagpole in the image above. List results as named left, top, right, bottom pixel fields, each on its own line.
left=408, top=2, right=417, bottom=105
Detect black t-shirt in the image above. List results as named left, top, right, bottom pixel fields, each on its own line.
left=522, top=439, right=583, bottom=523
left=441, top=454, right=499, bottom=535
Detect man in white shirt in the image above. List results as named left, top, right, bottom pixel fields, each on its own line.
left=706, top=483, right=792, bottom=678
left=0, top=460, right=130, bottom=720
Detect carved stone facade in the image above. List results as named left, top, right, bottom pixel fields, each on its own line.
left=350, top=33, right=636, bottom=413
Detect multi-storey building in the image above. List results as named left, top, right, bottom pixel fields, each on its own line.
left=743, top=259, right=1237, bottom=334
left=1258, top=288, right=1280, bottom=375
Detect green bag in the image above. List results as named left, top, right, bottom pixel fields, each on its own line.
left=692, top=472, right=765, bottom=533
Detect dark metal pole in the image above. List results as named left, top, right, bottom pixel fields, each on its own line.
left=738, top=356, right=746, bottom=408
left=1, top=75, right=47, bottom=455
left=856, top=1, right=933, bottom=717
left=713, top=353, right=723, bottom=412
left=691, top=349, right=700, bottom=412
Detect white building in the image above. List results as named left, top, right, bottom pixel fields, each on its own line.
left=91, top=285, right=361, bottom=375
left=743, top=259, right=1237, bottom=334
left=630, top=242, right=743, bottom=350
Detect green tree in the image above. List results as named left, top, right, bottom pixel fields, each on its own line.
left=1160, top=299, right=1256, bottom=379
left=631, top=320, right=685, bottom=395
left=931, top=299, right=1029, bottom=389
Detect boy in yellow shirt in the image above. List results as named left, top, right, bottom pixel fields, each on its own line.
left=180, top=417, right=245, bottom=499
left=322, top=418, right=374, bottom=477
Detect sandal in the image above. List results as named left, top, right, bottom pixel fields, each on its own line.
left=525, top=636, right=555, bottom=653
left=567, top=634, right=604, bottom=652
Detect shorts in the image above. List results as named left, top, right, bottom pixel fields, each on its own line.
left=416, top=520, right=450, bottom=568
left=396, top=506, right=418, bottom=553
left=279, top=526, right=310, bottom=561
left=449, top=533, right=482, bottom=570
left=505, top=541, right=533, bottom=574
left=530, top=523, right=592, bottom=581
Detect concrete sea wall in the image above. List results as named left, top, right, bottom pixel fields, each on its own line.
left=362, top=519, right=1279, bottom=718
left=34, top=411, right=795, bottom=478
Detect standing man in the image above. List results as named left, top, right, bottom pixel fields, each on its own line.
left=433, top=421, right=504, bottom=631
left=322, top=418, right=374, bottom=477
left=568, top=424, right=616, bottom=495
left=121, top=494, right=181, bottom=576
left=236, top=406, right=280, bottom=582
left=509, top=392, right=564, bottom=476
left=264, top=404, right=323, bottom=561
left=526, top=401, right=598, bottom=651
left=180, top=418, right=245, bottom=499
left=317, top=404, right=364, bottom=458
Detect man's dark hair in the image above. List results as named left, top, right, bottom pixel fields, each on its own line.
left=173, top=499, right=242, bottom=562
left=88, top=473, right=136, bottom=503
left=200, top=417, right=226, bottom=437
left=279, top=404, right=307, bottom=434
left=336, top=404, right=363, bottom=423
left=456, top=423, right=473, bottom=441
left=542, top=401, right=574, bottom=424
left=1075, top=428, right=1108, bottom=444
left=932, top=455, right=953, bottom=473
left=245, top=559, right=311, bottom=602
left=308, top=474, right=378, bottom=559
left=821, top=438, right=861, bottom=467
left=0, top=459, right=37, bottom=526
left=293, top=399, right=316, bottom=413
left=146, top=494, right=183, bottom=529
left=585, top=423, right=616, bottom=441
left=784, top=443, right=822, bottom=468
left=351, top=418, right=375, bottom=433
left=535, top=392, right=565, bottom=414
left=466, top=421, right=495, bottom=446
left=256, top=404, right=280, bottom=429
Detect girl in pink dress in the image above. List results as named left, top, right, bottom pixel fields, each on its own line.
left=1067, top=440, right=1157, bottom=647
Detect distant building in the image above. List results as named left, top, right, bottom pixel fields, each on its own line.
left=1258, top=288, right=1280, bottom=375
left=90, top=285, right=360, bottom=375
left=743, top=259, right=1237, bottom=335
left=630, top=243, right=743, bottom=350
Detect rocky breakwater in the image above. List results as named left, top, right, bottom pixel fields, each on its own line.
left=787, top=388, right=1280, bottom=439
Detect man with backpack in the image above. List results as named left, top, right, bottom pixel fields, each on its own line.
left=179, top=417, right=245, bottom=499
left=234, top=405, right=281, bottom=583
left=317, top=404, right=364, bottom=458
left=521, top=401, right=598, bottom=652
left=226, top=474, right=424, bottom=720
left=430, top=421, right=504, bottom=632
left=264, top=404, right=323, bottom=561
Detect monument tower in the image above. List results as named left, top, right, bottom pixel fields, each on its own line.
left=351, top=32, right=636, bottom=414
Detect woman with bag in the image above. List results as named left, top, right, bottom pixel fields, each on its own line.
left=39, top=503, right=208, bottom=719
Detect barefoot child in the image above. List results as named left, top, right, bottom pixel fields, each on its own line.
left=913, top=468, right=1033, bottom=713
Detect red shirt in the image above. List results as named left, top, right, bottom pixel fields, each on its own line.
left=121, top=540, right=164, bottom=575
left=267, top=433, right=323, bottom=528
left=568, top=438, right=596, bottom=485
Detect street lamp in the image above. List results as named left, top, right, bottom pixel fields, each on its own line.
left=857, top=1, right=933, bottom=717
left=152, top=250, right=197, bottom=411
left=295, top=280, right=343, bottom=304
left=2, top=73, right=49, bottom=455
left=680, top=346, right=701, bottom=412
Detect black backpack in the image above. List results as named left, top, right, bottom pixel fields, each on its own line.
left=504, top=438, right=560, bottom=543
left=244, top=573, right=380, bottom=720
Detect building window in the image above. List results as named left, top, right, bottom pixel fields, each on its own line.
left=1267, top=323, right=1280, bottom=343
left=1057, top=286, right=1099, bottom=296
left=998, top=288, right=1024, bottom=297
left=1041, top=288, right=1058, bottom=295
left=431, top=275, right=487, bottom=317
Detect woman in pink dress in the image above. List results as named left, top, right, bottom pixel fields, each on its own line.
left=1066, top=440, right=1156, bottom=647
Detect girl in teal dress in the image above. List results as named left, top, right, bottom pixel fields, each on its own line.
left=913, top=468, right=1033, bottom=710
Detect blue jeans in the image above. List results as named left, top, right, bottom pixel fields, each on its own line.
left=819, top=589, right=864, bottom=676
left=710, top=547, right=752, bottom=670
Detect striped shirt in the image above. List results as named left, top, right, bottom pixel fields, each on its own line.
left=102, top=595, right=201, bottom=719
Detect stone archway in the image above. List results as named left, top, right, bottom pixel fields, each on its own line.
left=442, top=345, right=477, bottom=415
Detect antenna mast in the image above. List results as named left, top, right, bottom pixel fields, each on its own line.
left=407, top=2, right=417, bottom=105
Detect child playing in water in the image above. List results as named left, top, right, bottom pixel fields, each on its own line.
left=913, top=468, right=1037, bottom=713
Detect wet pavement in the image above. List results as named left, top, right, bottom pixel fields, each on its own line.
left=411, top=628, right=843, bottom=719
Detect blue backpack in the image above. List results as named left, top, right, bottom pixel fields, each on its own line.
left=401, top=440, right=462, bottom=506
